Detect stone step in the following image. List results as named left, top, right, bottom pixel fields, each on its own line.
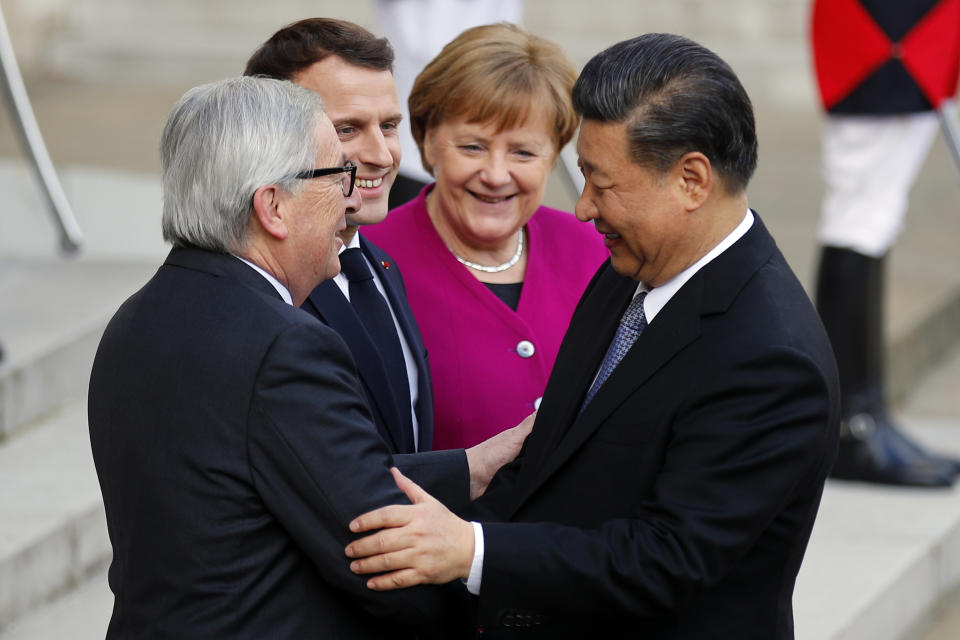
left=0, top=398, right=109, bottom=633
left=0, top=257, right=160, bottom=441
left=1, top=409, right=958, bottom=638
left=796, top=415, right=960, bottom=639
left=0, top=565, right=110, bottom=640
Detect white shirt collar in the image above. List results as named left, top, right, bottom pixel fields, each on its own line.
left=232, top=255, right=293, bottom=305
left=642, top=209, right=754, bottom=323
left=340, top=232, right=361, bottom=253
left=333, top=232, right=362, bottom=297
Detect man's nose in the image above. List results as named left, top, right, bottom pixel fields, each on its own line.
left=575, top=187, right=598, bottom=222
left=358, top=130, right=394, bottom=169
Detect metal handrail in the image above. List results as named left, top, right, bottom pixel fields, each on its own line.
left=0, top=5, right=82, bottom=254
left=938, top=99, right=960, bottom=181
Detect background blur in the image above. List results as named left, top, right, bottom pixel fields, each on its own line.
left=0, top=0, right=826, bottom=260
left=0, top=1, right=959, bottom=639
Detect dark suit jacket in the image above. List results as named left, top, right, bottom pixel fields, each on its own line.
left=88, top=246, right=468, bottom=639
left=472, top=215, right=841, bottom=639
left=301, top=236, right=433, bottom=454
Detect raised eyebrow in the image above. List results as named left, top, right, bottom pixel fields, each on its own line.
left=384, top=112, right=403, bottom=124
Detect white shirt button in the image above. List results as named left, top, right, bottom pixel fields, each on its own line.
left=534, top=396, right=542, bottom=410
left=516, top=340, right=535, bottom=358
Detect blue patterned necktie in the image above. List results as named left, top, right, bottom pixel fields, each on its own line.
left=580, top=290, right=649, bottom=412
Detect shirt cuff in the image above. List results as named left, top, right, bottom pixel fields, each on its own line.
left=465, top=521, right=484, bottom=595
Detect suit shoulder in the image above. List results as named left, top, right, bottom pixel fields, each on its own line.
left=529, top=206, right=606, bottom=251
left=722, top=255, right=835, bottom=369
left=267, top=313, right=355, bottom=360
left=529, top=205, right=584, bottom=230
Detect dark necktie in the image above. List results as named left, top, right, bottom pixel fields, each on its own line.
left=580, top=290, right=649, bottom=412
left=338, top=248, right=414, bottom=447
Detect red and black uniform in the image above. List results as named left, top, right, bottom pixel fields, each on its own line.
left=811, top=0, right=960, bottom=487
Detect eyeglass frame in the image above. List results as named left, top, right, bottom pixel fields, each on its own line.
left=294, top=162, right=357, bottom=197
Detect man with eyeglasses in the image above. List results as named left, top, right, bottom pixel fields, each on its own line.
left=245, top=18, right=436, bottom=459
left=88, top=76, right=510, bottom=638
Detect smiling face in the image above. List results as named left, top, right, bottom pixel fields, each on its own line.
left=294, top=55, right=401, bottom=232
left=280, top=117, right=359, bottom=302
left=575, top=118, right=693, bottom=287
left=423, top=113, right=556, bottom=253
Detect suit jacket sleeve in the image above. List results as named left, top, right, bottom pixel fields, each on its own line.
left=395, top=449, right=469, bottom=511
left=477, top=345, right=835, bottom=625
left=246, top=321, right=467, bottom=634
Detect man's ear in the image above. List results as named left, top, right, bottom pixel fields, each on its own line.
left=674, top=151, right=712, bottom=210
left=252, top=184, right=289, bottom=241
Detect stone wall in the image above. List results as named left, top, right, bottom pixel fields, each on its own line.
left=3, top=0, right=817, bottom=110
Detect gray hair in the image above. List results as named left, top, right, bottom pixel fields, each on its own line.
left=160, top=76, right=325, bottom=252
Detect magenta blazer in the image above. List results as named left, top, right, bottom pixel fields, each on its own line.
left=363, top=185, right=608, bottom=450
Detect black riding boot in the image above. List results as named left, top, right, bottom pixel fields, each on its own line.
left=816, top=246, right=956, bottom=487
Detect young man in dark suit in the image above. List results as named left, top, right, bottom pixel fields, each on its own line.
left=245, top=19, right=431, bottom=455
left=88, top=76, right=526, bottom=639
left=345, top=33, right=842, bottom=639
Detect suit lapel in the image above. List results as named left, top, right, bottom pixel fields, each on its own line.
left=531, top=284, right=702, bottom=503
left=508, top=213, right=779, bottom=516
left=303, top=280, right=409, bottom=453
left=509, top=266, right=634, bottom=508
left=361, top=237, right=432, bottom=450
left=509, top=274, right=702, bottom=516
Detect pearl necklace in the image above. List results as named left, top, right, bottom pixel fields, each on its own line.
left=450, top=229, right=524, bottom=273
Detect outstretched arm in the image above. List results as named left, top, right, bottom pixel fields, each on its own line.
left=346, top=467, right=475, bottom=589
left=345, top=348, right=836, bottom=626
left=464, top=411, right=535, bottom=499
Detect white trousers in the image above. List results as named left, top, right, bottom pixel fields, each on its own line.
left=819, top=112, right=939, bottom=257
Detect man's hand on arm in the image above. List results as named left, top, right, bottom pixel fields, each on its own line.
left=346, top=467, right=476, bottom=590
left=464, top=411, right=536, bottom=499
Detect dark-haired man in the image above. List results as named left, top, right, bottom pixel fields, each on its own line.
left=246, top=19, right=429, bottom=457
left=345, top=33, right=841, bottom=639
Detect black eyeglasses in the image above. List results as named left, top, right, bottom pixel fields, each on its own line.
left=295, top=162, right=356, bottom=196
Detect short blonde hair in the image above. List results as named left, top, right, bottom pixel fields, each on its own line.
left=409, top=23, right=578, bottom=174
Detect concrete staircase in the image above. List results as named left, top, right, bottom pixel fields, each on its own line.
left=0, top=0, right=959, bottom=637
left=0, top=256, right=158, bottom=635
left=2, top=254, right=960, bottom=640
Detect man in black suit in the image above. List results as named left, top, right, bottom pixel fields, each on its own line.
left=345, top=34, right=842, bottom=639
left=88, top=76, right=526, bottom=638
left=245, top=19, right=430, bottom=455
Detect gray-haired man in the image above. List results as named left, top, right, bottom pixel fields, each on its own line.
left=88, top=76, right=501, bottom=638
